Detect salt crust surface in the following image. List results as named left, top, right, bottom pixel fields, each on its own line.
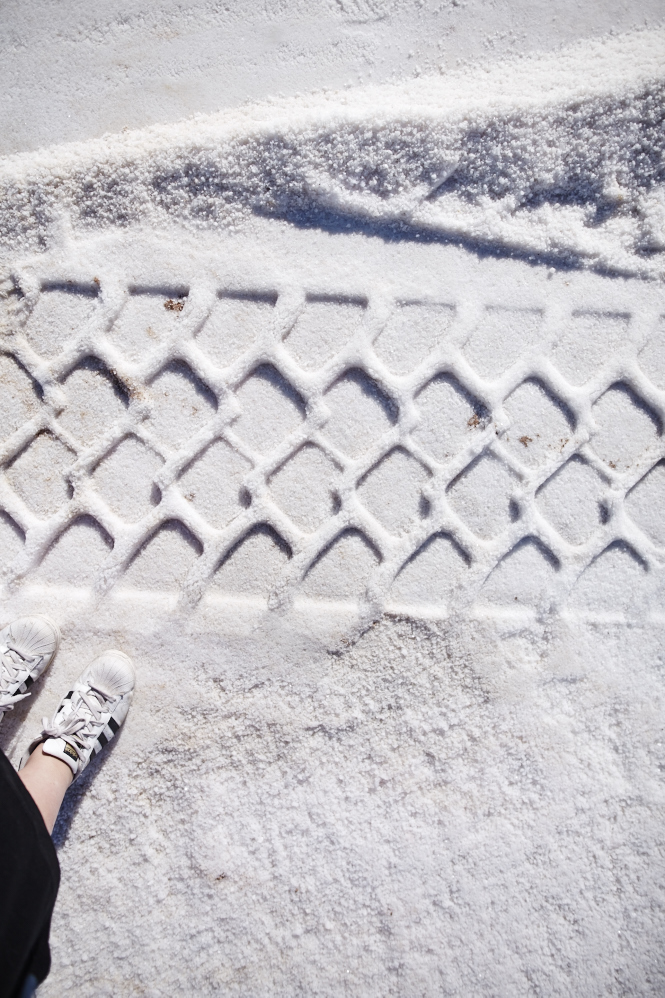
left=4, top=0, right=664, bottom=156
left=1, top=223, right=664, bottom=626
left=1, top=29, right=665, bottom=277
left=2, top=608, right=665, bottom=996
left=0, top=220, right=663, bottom=996
left=0, top=28, right=664, bottom=997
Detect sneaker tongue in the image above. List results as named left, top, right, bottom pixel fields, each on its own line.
left=87, top=681, right=115, bottom=702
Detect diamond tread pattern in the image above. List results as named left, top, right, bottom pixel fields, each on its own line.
left=0, top=255, right=664, bottom=619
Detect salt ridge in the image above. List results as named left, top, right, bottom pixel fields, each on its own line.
left=1, top=27, right=664, bottom=278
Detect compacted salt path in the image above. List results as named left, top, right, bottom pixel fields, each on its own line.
left=1, top=21, right=665, bottom=997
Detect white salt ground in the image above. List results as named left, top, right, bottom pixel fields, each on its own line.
left=1, top=27, right=665, bottom=277
left=0, top=22, right=664, bottom=997
left=4, top=0, right=664, bottom=157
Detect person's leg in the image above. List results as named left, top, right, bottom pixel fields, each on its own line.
left=18, top=973, right=40, bottom=998
left=18, top=745, right=72, bottom=835
left=0, top=750, right=60, bottom=998
left=8, top=648, right=135, bottom=996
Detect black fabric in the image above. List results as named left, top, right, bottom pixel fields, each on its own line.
left=0, top=751, right=60, bottom=998
left=17, top=977, right=38, bottom=998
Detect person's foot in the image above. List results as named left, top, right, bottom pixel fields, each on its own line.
left=21, top=651, right=135, bottom=780
left=0, top=616, right=60, bottom=723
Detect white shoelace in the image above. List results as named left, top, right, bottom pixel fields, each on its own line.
left=0, top=645, right=39, bottom=715
left=43, top=683, right=116, bottom=756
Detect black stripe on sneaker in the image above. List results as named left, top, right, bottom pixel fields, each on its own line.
left=108, top=717, right=120, bottom=734
left=97, top=731, right=108, bottom=749
left=23, top=675, right=34, bottom=689
left=64, top=690, right=74, bottom=700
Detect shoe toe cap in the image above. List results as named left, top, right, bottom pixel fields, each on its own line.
left=85, top=650, right=135, bottom=696
left=8, top=615, right=60, bottom=661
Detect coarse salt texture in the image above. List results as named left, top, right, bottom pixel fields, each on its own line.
left=0, top=26, right=664, bottom=997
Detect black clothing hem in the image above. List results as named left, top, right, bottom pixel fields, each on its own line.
left=0, top=750, right=60, bottom=998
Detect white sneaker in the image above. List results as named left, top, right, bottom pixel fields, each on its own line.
left=21, top=651, right=135, bottom=780
left=0, top=616, right=60, bottom=723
